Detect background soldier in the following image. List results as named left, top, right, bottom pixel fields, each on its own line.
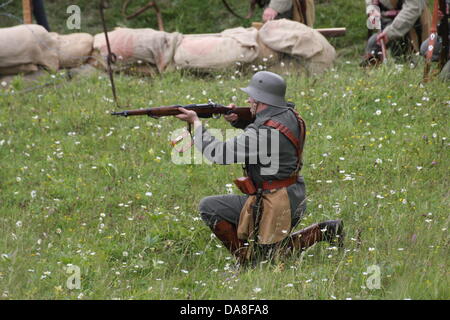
left=363, top=0, right=431, bottom=65
left=175, top=71, right=343, bottom=265
left=262, top=0, right=315, bottom=27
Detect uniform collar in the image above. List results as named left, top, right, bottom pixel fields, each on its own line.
left=253, top=106, right=288, bottom=126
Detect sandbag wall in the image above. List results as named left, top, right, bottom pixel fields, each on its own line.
left=0, top=24, right=93, bottom=76
left=0, top=19, right=336, bottom=77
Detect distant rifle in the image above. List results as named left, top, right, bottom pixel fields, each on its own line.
left=423, top=0, right=449, bottom=82
left=111, top=101, right=253, bottom=120
left=367, top=0, right=387, bottom=63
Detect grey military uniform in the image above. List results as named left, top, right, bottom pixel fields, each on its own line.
left=440, top=60, right=450, bottom=81
left=196, top=106, right=307, bottom=229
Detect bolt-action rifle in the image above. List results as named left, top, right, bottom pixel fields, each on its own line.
left=110, top=101, right=252, bottom=120
left=111, top=101, right=253, bottom=152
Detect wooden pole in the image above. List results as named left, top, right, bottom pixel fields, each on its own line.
left=315, top=28, right=347, bottom=38
left=251, top=23, right=346, bottom=38
left=22, top=0, right=33, bottom=24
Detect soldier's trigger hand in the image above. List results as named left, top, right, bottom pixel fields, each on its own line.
left=224, top=104, right=238, bottom=122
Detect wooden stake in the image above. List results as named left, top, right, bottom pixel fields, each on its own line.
left=22, top=0, right=32, bottom=24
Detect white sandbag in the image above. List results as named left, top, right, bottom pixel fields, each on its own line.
left=0, top=24, right=59, bottom=72
left=93, top=27, right=182, bottom=73
left=258, top=19, right=336, bottom=74
left=53, top=33, right=93, bottom=68
left=174, top=27, right=260, bottom=69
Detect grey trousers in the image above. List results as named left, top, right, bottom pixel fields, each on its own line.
left=199, top=194, right=249, bottom=227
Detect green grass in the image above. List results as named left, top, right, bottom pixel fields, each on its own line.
left=0, top=0, right=449, bottom=300
left=0, top=59, right=449, bottom=299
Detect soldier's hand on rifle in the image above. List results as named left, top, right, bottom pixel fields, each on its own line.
left=262, top=8, right=278, bottom=22
left=176, top=107, right=199, bottom=124
left=376, top=31, right=389, bottom=45
left=223, top=104, right=238, bottom=123
left=176, top=108, right=202, bottom=131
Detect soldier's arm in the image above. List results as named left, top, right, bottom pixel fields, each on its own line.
left=230, top=119, right=254, bottom=129
left=193, top=125, right=260, bottom=165
left=384, top=0, right=426, bottom=40
left=223, top=104, right=254, bottom=129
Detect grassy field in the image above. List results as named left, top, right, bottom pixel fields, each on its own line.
left=1, top=61, right=449, bottom=300
left=0, top=0, right=449, bottom=300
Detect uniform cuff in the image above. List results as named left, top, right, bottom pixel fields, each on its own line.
left=384, top=25, right=400, bottom=40
left=269, top=0, right=292, bottom=14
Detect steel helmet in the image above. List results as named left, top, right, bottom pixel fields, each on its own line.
left=240, top=71, right=287, bottom=108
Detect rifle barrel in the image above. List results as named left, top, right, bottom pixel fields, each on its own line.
left=110, top=103, right=253, bottom=120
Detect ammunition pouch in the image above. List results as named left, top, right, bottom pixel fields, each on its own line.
left=234, top=176, right=257, bottom=195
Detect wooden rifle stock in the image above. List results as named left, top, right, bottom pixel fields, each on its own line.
left=111, top=102, right=253, bottom=121
left=252, top=22, right=346, bottom=38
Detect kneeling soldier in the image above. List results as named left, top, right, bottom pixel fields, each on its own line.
left=176, top=71, right=344, bottom=265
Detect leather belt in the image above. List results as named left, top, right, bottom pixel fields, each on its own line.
left=262, top=176, right=298, bottom=191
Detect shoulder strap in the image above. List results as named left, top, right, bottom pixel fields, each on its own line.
left=263, top=109, right=306, bottom=174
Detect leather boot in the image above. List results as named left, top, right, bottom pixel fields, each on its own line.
left=287, top=219, right=344, bottom=251
left=211, top=220, right=246, bottom=261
